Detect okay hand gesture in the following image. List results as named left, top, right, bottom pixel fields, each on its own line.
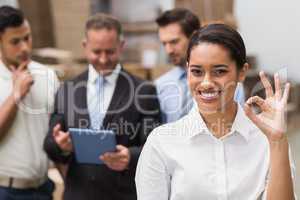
left=244, top=71, right=290, bottom=142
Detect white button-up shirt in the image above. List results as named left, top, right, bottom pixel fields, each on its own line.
left=0, top=60, right=59, bottom=179
left=135, top=104, right=297, bottom=200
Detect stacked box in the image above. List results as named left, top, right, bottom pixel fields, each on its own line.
left=18, top=0, right=55, bottom=48
left=175, top=0, right=235, bottom=24
left=50, top=0, right=90, bottom=59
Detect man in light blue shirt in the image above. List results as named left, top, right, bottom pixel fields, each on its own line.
left=155, top=66, right=191, bottom=123
left=155, top=8, right=245, bottom=123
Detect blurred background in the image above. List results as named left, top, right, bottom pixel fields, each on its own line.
left=0, top=0, right=299, bottom=199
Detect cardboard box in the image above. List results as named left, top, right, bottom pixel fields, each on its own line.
left=18, top=0, right=55, bottom=48
left=49, top=0, right=90, bottom=59
left=175, top=0, right=235, bottom=24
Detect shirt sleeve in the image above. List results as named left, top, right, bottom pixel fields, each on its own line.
left=135, top=134, right=171, bottom=200
left=47, top=68, right=60, bottom=115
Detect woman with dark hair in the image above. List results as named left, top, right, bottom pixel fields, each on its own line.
left=135, top=24, right=296, bottom=200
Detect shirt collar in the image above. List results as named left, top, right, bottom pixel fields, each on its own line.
left=174, top=66, right=187, bottom=80
left=185, top=104, right=210, bottom=138
left=231, top=103, right=257, bottom=142
left=186, top=103, right=257, bottom=142
left=88, top=64, right=121, bottom=85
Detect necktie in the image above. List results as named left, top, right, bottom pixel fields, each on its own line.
left=89, top=75, right=105, bottom=130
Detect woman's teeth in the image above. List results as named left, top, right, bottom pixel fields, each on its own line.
left=200, top=91, right=219, bottom=99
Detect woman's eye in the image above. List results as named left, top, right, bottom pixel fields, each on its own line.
left=191, top=68, right=203, bottom=76
left=213, top=69, right=228, bottom=76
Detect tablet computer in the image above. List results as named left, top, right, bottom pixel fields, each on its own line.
left=69, top=128, right=116, bottom=165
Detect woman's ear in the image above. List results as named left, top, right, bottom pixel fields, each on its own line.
left=238, top=63, right=249, bottom=82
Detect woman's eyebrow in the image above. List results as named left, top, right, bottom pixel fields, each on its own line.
left=189, top=64, right=229, bottom=69
left=213, top=64, right=229, bottom=68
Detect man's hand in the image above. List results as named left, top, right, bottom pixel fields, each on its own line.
left=9, top=62, right=33, bottom=102
left=52, top=124, right=73, bottom=153
left=100, top=145, right=131, bottom=171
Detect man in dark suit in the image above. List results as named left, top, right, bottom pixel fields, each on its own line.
left=43, top=13, right=161, bottom=200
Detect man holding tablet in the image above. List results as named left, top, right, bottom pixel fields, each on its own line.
left=44, top=13, right=161, bottom=200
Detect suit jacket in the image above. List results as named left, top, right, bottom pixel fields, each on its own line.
left=44, top=68, right=161, bottom=200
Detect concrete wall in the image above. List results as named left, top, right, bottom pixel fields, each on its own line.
left=235, top=0, right=300, bottom=82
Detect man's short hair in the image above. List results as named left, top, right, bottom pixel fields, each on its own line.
left=156, top=8, right=200, bottom=38
left=0, top=6, right=24, bottom=33
left=85, top=13, right=123, bottom=41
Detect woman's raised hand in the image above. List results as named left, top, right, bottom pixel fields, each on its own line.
left=244, top=71, right=290, bottom=142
